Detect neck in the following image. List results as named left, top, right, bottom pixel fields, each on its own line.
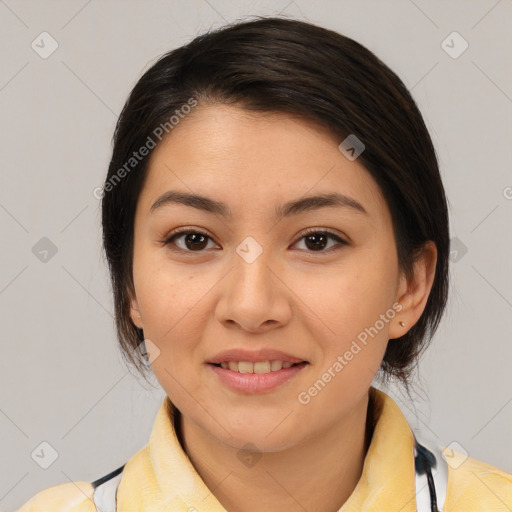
left=172, top=390, right=377, bottom=512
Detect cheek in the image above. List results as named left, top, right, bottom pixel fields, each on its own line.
left=312, top=248, right=398, bottom=367
left=133, top=252, right=224, bottom=376
left=136, top=266, right=209, bottom=403
left=331, top=253, right=396, bottom=309
left=301, top=275, right=394, bottom=414
left=137, top=269, right=201, bottom=341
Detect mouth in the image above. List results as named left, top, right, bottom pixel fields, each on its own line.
left=206, top=352, right=309, bottom=393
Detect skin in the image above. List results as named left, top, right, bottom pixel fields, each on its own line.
left=129, top=104, right=437, bottom=512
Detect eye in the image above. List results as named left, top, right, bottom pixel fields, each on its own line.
left=162, top=228, right=347, bottom=254
left=162, top=229, right=219, bottom=252
left=293, top=229, right=347, bottom=253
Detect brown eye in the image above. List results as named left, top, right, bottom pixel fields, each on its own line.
left=163, top=230, right=217, bottom=252
left=304, top=233, right=328, bottom=251
left=181, top=232, right=209, bottom=250
left=294, top=230, right=347, bottom=252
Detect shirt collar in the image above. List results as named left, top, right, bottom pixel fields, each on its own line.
left=340, top=387, right=417, bottom=511
left=117, top=387, right=417, bottom=511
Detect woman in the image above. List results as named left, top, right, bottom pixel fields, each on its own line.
left=18, top=16, right=512, bottom=512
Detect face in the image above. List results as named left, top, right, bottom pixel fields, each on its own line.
left=129, top=104, right=409, bottom=452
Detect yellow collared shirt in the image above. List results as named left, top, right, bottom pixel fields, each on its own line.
left=17, top=389, right=512, bottom=511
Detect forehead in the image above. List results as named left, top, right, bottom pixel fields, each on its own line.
left=139, top=104, right=388, bottom=222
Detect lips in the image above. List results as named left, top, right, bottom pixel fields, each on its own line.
left=208, top=360, right=308, bottom=393
left=206, top=348, right=309, bottom=393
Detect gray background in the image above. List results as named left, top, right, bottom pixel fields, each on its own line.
left=1, top=0, right=511, bottom=510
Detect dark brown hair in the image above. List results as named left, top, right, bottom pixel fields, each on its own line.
left=101, top=16, right=449, bottom=388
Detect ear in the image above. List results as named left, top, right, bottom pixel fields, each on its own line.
left=128, top=287, right=144, bottom=330
left=388, top=241, right=437, bottom=340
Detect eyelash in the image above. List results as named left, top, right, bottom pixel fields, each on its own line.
left=161, top=227, right=348, bottom=255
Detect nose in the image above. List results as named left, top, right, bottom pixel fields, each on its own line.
left=215, top=248, right=292, bottom=334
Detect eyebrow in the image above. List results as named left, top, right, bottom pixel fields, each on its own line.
left=149, top=190, right=368, bottom=219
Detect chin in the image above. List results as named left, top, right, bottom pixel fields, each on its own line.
left=217, top=429, right=300, bottom=454
left=213, top=412, right=305, bottom=448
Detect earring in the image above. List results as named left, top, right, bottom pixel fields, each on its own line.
left=399, top=321, right=405, bottom=327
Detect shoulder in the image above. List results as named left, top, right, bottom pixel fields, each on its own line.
left=16, top=480, right=96, bottom=512
left=445, top=450, right=512, bottom=510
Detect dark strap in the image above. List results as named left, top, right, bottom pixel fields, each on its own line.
left=414, top=439, right=446, bottom=512
left=91, top=464, right=125, bottom=489
left=92, top=463, right=125, bottom=511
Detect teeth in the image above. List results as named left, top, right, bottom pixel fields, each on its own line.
left=254, top=361, right=271, bottom=374
left=238, top=361, right=253, bottom=373
left=218, top=360, right=301, bottom=374
left=271, top=360, right=283, bottom=371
